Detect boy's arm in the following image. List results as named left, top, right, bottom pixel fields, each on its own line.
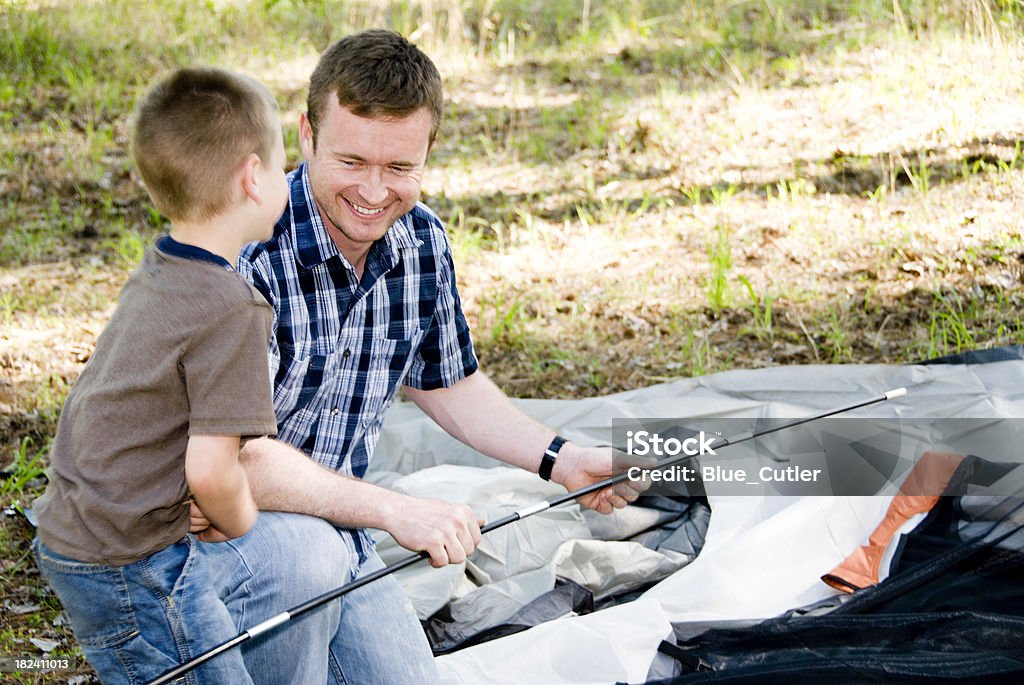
left=185, top=435, right=258, bottom=542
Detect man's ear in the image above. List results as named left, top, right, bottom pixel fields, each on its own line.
left=240, top=153, right=263, bottom=205
left=299, top=112, right=315, bottom=159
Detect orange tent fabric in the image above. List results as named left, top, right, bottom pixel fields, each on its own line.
left=822, top=451, right=964, bottom=592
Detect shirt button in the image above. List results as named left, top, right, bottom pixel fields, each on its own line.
left=343, top=349, right=352, bottom=359
left=331, top=408, right=339, bottom=416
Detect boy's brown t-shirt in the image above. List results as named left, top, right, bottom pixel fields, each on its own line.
left=34, top=239, right=278, bottom=565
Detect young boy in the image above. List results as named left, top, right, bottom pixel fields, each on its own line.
left=32, top=67, right=288, bottom=684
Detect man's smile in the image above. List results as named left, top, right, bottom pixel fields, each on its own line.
left=344, top=197, right=387, bottom=217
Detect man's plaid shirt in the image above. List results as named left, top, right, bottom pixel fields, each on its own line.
left=238, top=163, right=478, bottom=567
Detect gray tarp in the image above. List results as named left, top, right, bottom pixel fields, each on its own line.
left=366, top=356, right=1024, bottom=684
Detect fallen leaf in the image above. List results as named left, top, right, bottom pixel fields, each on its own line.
left=30, top=637, right=61, bottom=653
left=4, top=601, right=41, bottom=615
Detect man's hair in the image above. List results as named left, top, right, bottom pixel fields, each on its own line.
left=307, top=29, right=443, bottom=149
left=130, top=67, right=278, bottom=222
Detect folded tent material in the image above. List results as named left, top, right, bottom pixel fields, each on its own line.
left=366, top=347, right=1024, bottom=685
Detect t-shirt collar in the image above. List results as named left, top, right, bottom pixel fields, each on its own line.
left=155, top=234, right=233, bottom=270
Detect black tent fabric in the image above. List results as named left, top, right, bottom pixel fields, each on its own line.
left=919, top=344, right=1024, bottom=366
left=641, top=457, right=1024, bottom=684
left=649, top=611, right=1024, bottom=684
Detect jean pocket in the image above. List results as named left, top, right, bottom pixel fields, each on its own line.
left=140, top=537, right=194, bottom=600
left=34, top=539, right=140, bottom=649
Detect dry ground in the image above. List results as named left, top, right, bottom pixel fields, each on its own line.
left=2, top=4, right=1024, bottom=682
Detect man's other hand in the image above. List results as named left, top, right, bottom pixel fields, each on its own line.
left=553, top=444, right=654, bottom=514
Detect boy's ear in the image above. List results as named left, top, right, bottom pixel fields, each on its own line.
left=240, top=153, right=263, bottom=205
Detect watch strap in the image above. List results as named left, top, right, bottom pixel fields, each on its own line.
left=539, top=435, right=567, bottom=481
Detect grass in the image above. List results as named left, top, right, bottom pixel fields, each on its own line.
left=0, top=438, right=48, bottom=500
left=706, top=223, right=733, bottom=313
left=3, top=0, right=1024, bottom=680
left=738, top=275, right=774, bottom=341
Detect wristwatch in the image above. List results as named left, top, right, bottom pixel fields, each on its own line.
left=538, top=435, right=568, bottom=481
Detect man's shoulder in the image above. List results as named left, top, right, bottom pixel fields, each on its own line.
left=407, top=201, right=450, bottom=252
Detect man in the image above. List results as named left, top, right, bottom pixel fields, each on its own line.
left=196, top=29, right=641, bottom=684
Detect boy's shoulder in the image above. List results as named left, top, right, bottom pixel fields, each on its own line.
left=136, top=240, right=270, bottom=314
left=100, top=241, right=271, bottom=355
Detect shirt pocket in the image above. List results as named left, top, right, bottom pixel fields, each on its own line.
left=272, top=346, right=311, bottom=412
left=358, top=329, right=424, bottom=413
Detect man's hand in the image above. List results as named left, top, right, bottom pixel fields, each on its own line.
left=384, top=495, right=483, bottom=568
left=553, top=444, right=653, bottom=514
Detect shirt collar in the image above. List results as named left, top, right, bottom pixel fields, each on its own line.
left=290, top=163, right=423, bottom=272
left=155, top=234, right=233, bottom=270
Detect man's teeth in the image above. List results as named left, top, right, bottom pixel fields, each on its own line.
left=350, top=201, right=385, bottom=216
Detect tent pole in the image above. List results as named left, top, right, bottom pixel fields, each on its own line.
left=146, top=387, right=906, bottom=685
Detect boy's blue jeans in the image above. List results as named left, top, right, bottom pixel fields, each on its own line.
left=35, top=512, right=439, bottom=684
left=34, top=535, right=250, bottom=684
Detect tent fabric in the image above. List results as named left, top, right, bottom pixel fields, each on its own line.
left=647, top=612, right=1024, bottom=684
left=919, top=344, right=1024, bottom=365
left=822, top=450, right=965, bottom=592
left=424, top=576, right=595, bottom=655
left=364, top=352, right=1024, bottom=685
left=368, top=466, right=710, bottom=651
left=647, top=475, right=1024, bottom=683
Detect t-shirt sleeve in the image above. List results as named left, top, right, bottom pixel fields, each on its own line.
left=237, top=248, right=282, bottom=399
left=182, top=299, right=279, bottom=437
left=404, top=230, right=479, bottom=390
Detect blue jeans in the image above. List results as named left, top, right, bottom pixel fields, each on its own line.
left=34, top=535, right=250, bottom=685
left=197, top=511, right=439, bottom=685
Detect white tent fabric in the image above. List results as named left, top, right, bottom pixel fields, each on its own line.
left=366, top=358, right=1024, bottom=685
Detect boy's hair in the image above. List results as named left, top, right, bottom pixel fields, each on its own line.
left=306, top=29, right=443, bottom=149
left=130, top=67, right=278, bottom=222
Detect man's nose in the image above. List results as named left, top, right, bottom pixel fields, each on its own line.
left=358, top=167, right=389, bottom=205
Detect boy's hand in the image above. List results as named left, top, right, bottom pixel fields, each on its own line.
left=185, top=435, right=258, bottom=541
left=197, top=526, right=232, bottom=543
left=187, top=501, right=232, bottom=542
left=188, top=500, right=210, bottom=532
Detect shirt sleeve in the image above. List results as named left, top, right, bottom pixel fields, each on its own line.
left=404, top=228, right=479, bottom=390
left=182, top=299, right=279, bottom=437
left=237, top=248, right=282, bottom=402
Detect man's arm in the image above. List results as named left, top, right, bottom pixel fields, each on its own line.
left=403, top=371, right=642, bottom=514
left=237, top=437, right=481, bottom=567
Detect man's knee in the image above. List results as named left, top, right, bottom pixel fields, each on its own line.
left=235, top=512, right=351, bottom=595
